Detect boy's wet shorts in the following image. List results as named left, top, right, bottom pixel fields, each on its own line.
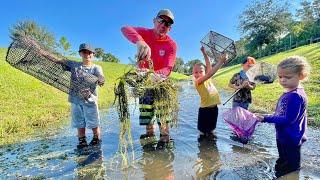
left=71, top=101, right=100, bottom=129
left=198, top=106, right=218, bottom=133
left=139, top=89, right=172, bottom=126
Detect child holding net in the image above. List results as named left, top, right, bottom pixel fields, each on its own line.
left=256, top=56, right=311, bottom=178
left=193, top=46, right=227, bottom=140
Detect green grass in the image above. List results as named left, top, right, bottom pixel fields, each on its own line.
left=0, top=48, right=188, bottom=145
left=214, top=43, right=320, bottom=126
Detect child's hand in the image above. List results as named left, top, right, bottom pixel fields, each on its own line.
left=255, top=114, right=264, bottom=122
left=97, top=75, right=105, bottom=86
left=200, top=46, right=206, bottom=53
left=242, top=81, right=250, bottom=88
left=80, top=88, right=91, bottom=100
left=219, top=52, right=228, bottom=63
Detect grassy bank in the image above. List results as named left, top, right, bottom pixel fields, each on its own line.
left=214, top=43, right=320, bottom=126
left=0, top=48, right=189, bottom=145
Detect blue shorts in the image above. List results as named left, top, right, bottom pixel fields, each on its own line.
left=71, top=102, right=100, bottom=129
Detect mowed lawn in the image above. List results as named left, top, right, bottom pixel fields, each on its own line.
left=213, top=43, right=320, bottom=125
left=0, top=48, right=189, bottom=145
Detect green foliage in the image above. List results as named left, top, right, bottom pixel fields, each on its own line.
left=238, top=0, right=292, bottom=52
left=94, top=48, right=104, bottom=60
left=58, top=36, right=71, bottom=56
left=102, top=53, right=120, bottom=63
left=314, top=0, right=320, bottom=19
left=296, top=0, right=315, bottom=24
left=235, top=0, right=320, bottom=61
left=173, top=57, right=185, bottom=73
left=185, top=59, right=202, bottom=75
left=10, top=20, right=56, bottom=50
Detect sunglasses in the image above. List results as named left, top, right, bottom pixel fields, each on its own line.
left=156, top=17, right=172, bottom=27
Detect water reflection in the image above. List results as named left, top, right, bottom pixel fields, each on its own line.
left=139, top=134, right=175, bottom=180
left=195, top=136, right=221, bottom=179
left=75, top=146, right=105, bottom=179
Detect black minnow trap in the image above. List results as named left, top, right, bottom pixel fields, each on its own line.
left=200, top=31, right=237, bottom=65
left=5, top=36, right=99, bottom=100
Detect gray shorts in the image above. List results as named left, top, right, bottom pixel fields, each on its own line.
left=71, top=102, right=100, bottom=129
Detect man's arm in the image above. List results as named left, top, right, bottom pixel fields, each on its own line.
left=121, top=26, right=151, bottom=61
left=121, top=26, right=145, bottom=43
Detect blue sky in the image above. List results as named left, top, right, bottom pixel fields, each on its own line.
left=0, top=0, right=301, bottom=64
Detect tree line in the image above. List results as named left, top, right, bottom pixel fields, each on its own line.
left=173, top=0, right=320, bottom=74
left=10, top=20, right=120, bottom=63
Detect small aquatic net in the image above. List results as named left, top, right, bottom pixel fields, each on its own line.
left=223, top=107, right=259, bottom=142
left=200, top=30, right=237, bottom=65
left=246, top=62, right=277, bottom=84
left=5, top=36, right=99, bottom=101
left=223, top=62, right=277, bottom=106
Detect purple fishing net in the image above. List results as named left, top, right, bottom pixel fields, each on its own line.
left=223, top=107, right=259, bottom=141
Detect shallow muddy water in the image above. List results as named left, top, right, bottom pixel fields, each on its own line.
left=1, top=81, right=319, bottom=179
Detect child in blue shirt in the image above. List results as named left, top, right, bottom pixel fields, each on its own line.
left=257, top=56, right=311, bottom=178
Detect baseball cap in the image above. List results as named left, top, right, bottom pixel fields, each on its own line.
left=242, top=56, right=256, bottom=66
left=156, top=9, right=174, bottom=24
left=78, top=43, right=95, bottom=53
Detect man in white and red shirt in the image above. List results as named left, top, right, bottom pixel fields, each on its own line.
left=121, top=9, right=177, bottom=145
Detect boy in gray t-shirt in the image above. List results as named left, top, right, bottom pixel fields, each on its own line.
left=63, top=43, right=105, bottom=149
left=19, top=38, right=105, bottom=150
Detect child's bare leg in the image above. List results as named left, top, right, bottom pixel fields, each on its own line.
left=92, top=127, right=101, bottom=139
left=77, top=128, right=88, bottom=149
left=78, top=128, right=86, bottom=137
left=89, top=127, right=102, bottom=146
left=160, top=123, right=170, bottom=142
left=146, top=124, right=156, bottom=135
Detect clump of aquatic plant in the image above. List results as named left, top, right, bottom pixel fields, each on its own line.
left=114, top=69, right=179, bottom=127
left=113, top=68, right=179, bottom=169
